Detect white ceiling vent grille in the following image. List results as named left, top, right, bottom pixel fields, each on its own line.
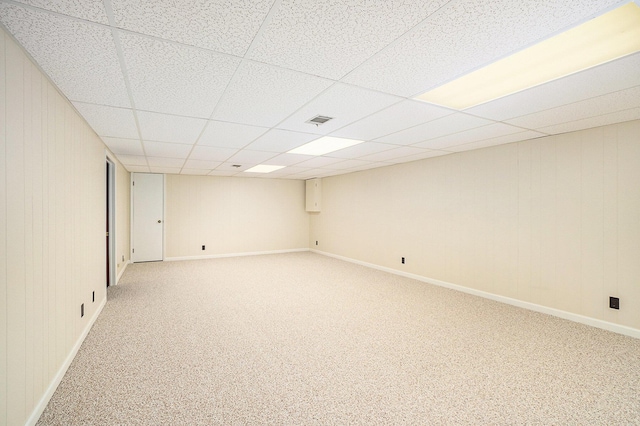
left=306, top=115, right=334, bottom=126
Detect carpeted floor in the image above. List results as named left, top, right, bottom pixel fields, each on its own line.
left=37, top=252, right=640, bottom=425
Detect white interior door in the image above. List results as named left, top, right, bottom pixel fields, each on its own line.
left=132, top=173, right=164, bottom=262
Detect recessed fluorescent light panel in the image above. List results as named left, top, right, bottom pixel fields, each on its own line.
left=415, top=2, right=640, bottom=110
left=288, top=136, right=364, bottom=156
left=244, top=165, right=285, bottom=173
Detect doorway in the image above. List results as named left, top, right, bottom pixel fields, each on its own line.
left=106, top=158, right=116, bottom=286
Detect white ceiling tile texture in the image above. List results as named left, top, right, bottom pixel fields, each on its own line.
left=446, top=130, right=547, bottom=153
left=1, top=0, right=637, bottom=178
left=536, top=108, right=640, bottom=135
left=110, top=0, right=273, bottom=56
left=143, top=141, right=193, bottom=159
left=505, top=86, right=640, bottom=130
left=247, top=0, right=449, bottom=80
left=0, top=3, right=129, bottom=107
left=343, top=0, right=622, bottom=97
left=375, top=113, right=492, bottom=146
left=331, top=100, right=453, bottom=141
left=102, top=137, right=144, bottom=156
left=467, top=53, right=640, bottom=121
left=137, top=111, right=207, bottom=144
left=72, top=103, right=139, bottom=139
left=245, top=129, right=319, bottom=153
left=13, top=0, right=109, bottom=24
left=212, top=61, right=334, bottom=127
left=119, top=33, right=241, bottom=118
left=414, top=122, right=525, bottom=150
left=277, top=83, right=402, bottom=135
left=199, top=121, right=268, bottom=149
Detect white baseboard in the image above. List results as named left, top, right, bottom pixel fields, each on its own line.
left=26, top=296, right=107, bottom=426
left=164, top=248, right=309, bottom=262
left=116, top=260, right=130, bottom=284
left=311, top=249, right=640, bottom=340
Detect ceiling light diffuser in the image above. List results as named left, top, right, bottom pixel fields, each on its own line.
left=244, top=165, right=285, bottom=173
left=288, top=136, right=364, bottom=156
left=415, top=2, right=640, bottom=110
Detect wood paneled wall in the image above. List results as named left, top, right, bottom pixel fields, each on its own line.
left=1, top=28, right=129, bottom=425
left=311, top=120, right=640, bottom=332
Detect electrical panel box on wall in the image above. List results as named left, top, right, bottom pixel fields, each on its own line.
left=306, top=178, right=322, bottom=212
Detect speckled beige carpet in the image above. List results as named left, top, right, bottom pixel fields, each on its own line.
left=37, top=252, right=640, bottom=425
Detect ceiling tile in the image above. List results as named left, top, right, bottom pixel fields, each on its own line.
left=277, top=83, right=401, bottom=135
left=536, top=108, right=640, bottom=135
left=327, top=159, right=372, bottom=170
left=0, top=3, right=129, bottom=107
left=247, top=0, right=448, bottom=80
left=447, top=130, right=546, bottom=153
left=214, top=163, right=252, bottom=172
left=199, top=121, right=268, bottom=149
left=226, top=150, right=276, bottom=165
left=183, top=159, right=222, bottom=169
left=208, top=170, right=239, bottom=177
left=262, top=153, right=313, bottom=166
left=147, top=157, right=185, bottom=168
left=189, top=146, right=238, bottom=162
left=393, top=150, right=450, bottom=163
left=212, top=61, right=334, bottom=127
left=111, top=0, right=272, bottom=57
left=245, top=129, right=319, bottom=153
left=414, top=123, right=524, bottom=150
left=326, top=142, right=395, bottom=159
left=124, top=165, right=151, bottom=173
left=468, top=53, right=640, bottom=121
left=13, top=0, right=109, bottom=24
left=375, top=113, right=492, bottom=146
left=506, top=86, right=640, bottom=130
left=359, top=146, right=430, bottom=163
left=119, top=32, right=240, bottom=118
left=180, top=169, right=211, bottom=175
left=266, top=166, right=308, bottom=176
left=137, top=111, right=207, bottom=144
left=149, top=167, right=181, bottom=174
left=116, top=154, right=147, bottom=166
left=294, top=156, right=345, bottom=169
left=344, top=0, right=621, bottom=97
left=143, top=141, right=193, bottom=158
left=348, top=162, right=394, bottom=172
left=331, top=100, right=453, bottom=141
left=102, top=137, right=144, bottom=156
left=73, top=103, right=139, bottom=139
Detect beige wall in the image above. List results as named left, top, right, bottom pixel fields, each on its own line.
left=311, top=120, right=640, bottom=331
left=1, top=29, right=130, bottom=425
left=165, top=174, right=308, bottom=258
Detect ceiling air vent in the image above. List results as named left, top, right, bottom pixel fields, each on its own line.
left=306, top=115, right=334, bottom=126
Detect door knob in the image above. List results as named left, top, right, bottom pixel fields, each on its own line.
left=157, top=220, right=162, bottom=223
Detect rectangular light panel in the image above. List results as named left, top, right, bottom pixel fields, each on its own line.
left=244, top=165, right=286, bottom=173
left=288, top=136, right=364, bottom=156
left=415, top=2, right=640, bottom=110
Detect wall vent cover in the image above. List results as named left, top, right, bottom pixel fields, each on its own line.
left=306, top=115, right=334, bottom=126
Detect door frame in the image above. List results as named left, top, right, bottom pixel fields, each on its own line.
left=105, top=155, right=116, bottom=286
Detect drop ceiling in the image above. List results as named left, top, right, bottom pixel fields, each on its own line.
left=1, top=0, right=639, bottom=179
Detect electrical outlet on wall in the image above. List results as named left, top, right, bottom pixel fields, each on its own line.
left=610, top=297, right=620, bottom=309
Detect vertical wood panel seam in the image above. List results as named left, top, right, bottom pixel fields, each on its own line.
left=1, top=32, right=7, bottom=426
